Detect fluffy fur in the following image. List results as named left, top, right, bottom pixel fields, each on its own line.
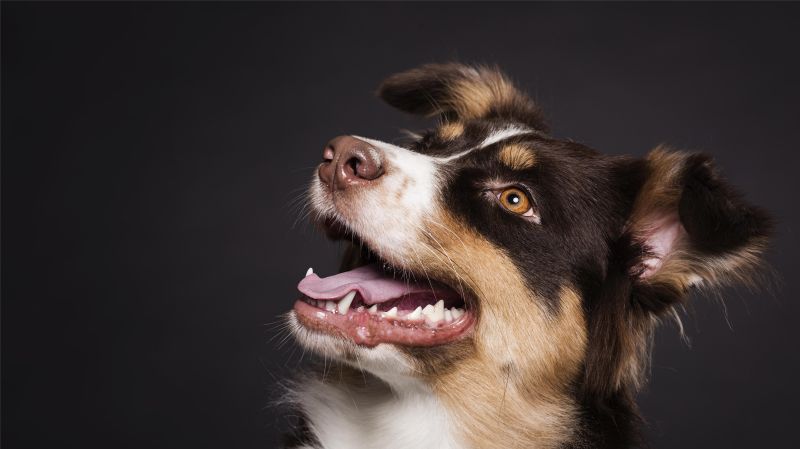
left=283, top=63, right=772, bottom=449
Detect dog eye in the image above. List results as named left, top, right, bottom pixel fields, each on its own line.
left=497, top=187, right=535, bottom=217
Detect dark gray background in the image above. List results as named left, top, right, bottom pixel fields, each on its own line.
left=2, top=2, right=798, bottom=448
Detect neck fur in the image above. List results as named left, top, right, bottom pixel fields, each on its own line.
left=285, top=363, right=620, bottom=449
left=288, top=365, right=463, bottom=449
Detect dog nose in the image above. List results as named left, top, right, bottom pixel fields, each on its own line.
left=319, top=136, right=384, bottom=190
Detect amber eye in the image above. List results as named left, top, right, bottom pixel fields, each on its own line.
left=497, top=187, right=535, bottom=217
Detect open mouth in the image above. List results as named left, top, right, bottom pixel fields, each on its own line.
left=293, top=245, right=474, bottom=347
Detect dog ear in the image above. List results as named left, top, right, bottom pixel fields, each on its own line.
left=583, top=148, right=772, bottom=399
left=627, top=147, right=772, bottom=315
left=377, top=63, right=548, bottom=131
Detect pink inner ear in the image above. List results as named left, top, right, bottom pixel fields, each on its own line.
left=640, top=213, right=685, bottom=278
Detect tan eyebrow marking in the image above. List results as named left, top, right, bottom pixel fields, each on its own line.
left=498, top=144, right=536, bottom=170
left=438, top=122, right=465, bottom=140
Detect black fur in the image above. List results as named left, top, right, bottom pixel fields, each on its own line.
left=289, top=63, right=773, bottom=448
left=383, top=64, right=772, bottom=447
left=678, top=154, right=773, bottom=255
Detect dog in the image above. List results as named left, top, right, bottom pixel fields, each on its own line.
left=282, top=63, right=772, bottom=449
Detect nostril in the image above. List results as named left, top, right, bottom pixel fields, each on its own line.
left=346, top=156, right=360, bottom=176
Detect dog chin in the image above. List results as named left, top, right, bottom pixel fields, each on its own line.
left=287, top=311, right=419, bottom=379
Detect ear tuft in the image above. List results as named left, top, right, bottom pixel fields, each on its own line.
left=377, top=63, right=548, bottom=130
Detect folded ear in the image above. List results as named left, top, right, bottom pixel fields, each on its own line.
left=377, top=63, right=548, bottom=131
left=628, top=147, right=773, bottom=315
left=583, top=148, right=772, bottom=397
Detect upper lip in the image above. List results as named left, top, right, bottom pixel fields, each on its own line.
left=318, top=216, right=474, bottom=308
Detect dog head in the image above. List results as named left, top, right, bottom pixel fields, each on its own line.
left=288, top=63, right=771, bottom=446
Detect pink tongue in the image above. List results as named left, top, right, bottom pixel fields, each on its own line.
left=298, top=264, right=441, bottom=305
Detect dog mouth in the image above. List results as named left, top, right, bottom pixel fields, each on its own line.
left=292, top=231, right=474, bottom=347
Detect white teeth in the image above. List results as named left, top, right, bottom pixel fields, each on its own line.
left=432, top=300, right=445, bottom=321
left=306, top=267, right=314, bottom=276
left=425, top=300, right=445, bottom=325
left=382, top=307, right=398, bottom=318
left=422, top=304, right=435, bottom=316
left=337, top=291, right=356, bottom=314
left=331, top=297, right=464, bottom=324
left=406, top=306, right=423, bottom=320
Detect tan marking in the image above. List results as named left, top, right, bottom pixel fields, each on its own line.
left=404, top=213, right=587, bottom=448
left=498, top=144, right=536, bottom=170
left=408, top=65, right=530, bottom=121
left=446, top=69, right=519, bottom=120
left=438, top=122, right=465, bottom=140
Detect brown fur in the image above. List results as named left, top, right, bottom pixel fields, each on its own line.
left=586, top=146, right=773, bottom=396
left=439, top=121, right=465, bottom=140
left=379, top=63, right=548, bottom=130
left=292, top=63, right=773, bottom=449
left=631, top=147, right=769, bottom=298
left=446, top=68, right=520, bottom=120
left=498, top=143, right=537, bottom=170
left=401, top=212, right=588, bottom=449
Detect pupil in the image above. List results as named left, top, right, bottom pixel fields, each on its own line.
left=510, top=194, right=519, bottom=204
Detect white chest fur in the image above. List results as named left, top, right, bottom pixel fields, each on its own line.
left=290, top=374, right=465, bottom=449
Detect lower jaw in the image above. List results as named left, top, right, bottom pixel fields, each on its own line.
left=293, top=300, right=475, bottom=347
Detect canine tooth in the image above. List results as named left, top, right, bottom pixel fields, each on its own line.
left=422, top=304, right=435, bottom=316
left=305, top=267, right=314, bottom=276
left=368, top=304, right=378, bottom=315
left=452, top=308, right=464, bottom=319
left=337, top=291, right=356, bottom=314
left=324, top=301, right=336, bottom=312
left=444, top=309, right=453, bottom=322
left=382, top=307, right=398, bottom=318
left=406, top=306, right=423, bottom=320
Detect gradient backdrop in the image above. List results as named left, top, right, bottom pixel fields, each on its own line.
left=3, top=2, right=799, bottom=448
